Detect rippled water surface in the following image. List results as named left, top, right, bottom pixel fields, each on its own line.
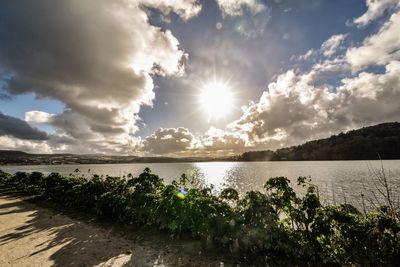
left=2, top=160, right=400, bottom=208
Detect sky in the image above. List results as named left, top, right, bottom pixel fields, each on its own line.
left=0, top=0, right=400, bottom=156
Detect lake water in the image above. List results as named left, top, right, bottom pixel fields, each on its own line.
left=1, top=160, right=400, bottom=209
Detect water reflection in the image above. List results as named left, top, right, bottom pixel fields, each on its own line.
left=193, top=162, right=239, bottom=190
left=1, top=160, right=400, bottom=210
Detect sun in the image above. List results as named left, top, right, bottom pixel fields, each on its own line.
left=199, top=80, right=234, bottom=119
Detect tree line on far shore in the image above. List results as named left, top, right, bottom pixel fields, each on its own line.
left=239, top=122, right=400, bottom=161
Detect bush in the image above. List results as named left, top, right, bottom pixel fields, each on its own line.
left=0, top=169, right=398, bottom=266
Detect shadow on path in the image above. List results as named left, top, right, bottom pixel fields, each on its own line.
left=0, top=192, right=235, bottom=267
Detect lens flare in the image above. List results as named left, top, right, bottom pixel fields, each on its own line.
left=176, top=188, right=186, bottom=200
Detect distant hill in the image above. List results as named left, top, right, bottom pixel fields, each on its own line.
left=239, top=122, right=400, bottom=161
left=0, top=150, right=231, bottom=165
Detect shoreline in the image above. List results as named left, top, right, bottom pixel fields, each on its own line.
left=2, top=158, right=400, bottom=167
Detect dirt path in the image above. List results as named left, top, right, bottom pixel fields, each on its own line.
left=0, top=195, right=234, bottom=267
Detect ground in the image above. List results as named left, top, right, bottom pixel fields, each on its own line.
left=0, top=195, right=236, bottom=267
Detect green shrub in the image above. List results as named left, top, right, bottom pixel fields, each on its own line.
left=0, top=169, right=398, bottom=266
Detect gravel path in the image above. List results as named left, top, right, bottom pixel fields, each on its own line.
left=0, top=195, right=236, bottom=267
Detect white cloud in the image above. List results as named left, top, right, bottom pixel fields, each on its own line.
left=142, top=127, right=196, bottom=155
left=140, top=126, right=250, bottom=156
left=298, top=49, right=316, bottom=61
left=230, top=70, right=341, bottom=148
left=216, top=0, right=266, bottom=16
left=0, top=136, right=52, bottom=154
left=353, top=0, right=399, bottom=26
left=297, top=34, right=347, bottom=62
left=303, top=58, right=350, bottom=84
left=347, top=11, right=400, bottom=70
left=25, top=111, right=54, bottom=124
left=230, top=57, right=400, bottom=150
left=337, top=60, right=400, bottom=124
left=226, top=7, right=400, bottom=151
left=321, top=34, right=347, bottom=57
left=200, top=127, right=248, bottom=154
left=140, top=3, right=400, bottom=156
left=215, top=0, right=270, bottom=39
left=141, top=0, right=202, bottom=21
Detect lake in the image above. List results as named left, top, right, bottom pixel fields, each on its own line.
left=1, top=160, right=400, bottom=209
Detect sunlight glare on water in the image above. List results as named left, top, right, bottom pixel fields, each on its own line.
left=2, top=160, right=400, bottom=210
left=193, top=162, right=239, bottom=190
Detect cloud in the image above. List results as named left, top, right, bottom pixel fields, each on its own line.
left=230, top=58, right=400, bottom=150
left=297, top=49, right=316, bottom=61
left=303, top=58, right=350, bottom=84
left=140, top=6, right=400, bottom=157
left=353, top=0, right=399, bottom=27
left=337, top=60, right=400, bottom=124
left=140, top=126, right=250, bottom=157
left=142, top=127, right=195, bottom=155
left=199, top=127, right=247, bottom=154
left=0, top=136, right=52, bottom=153
left=347, top=11, right=400, bottom=70
left=141, top=0, right=202, bottom=20
left=216, top=0, right=266, bottom=16
left=321, top=34, right=347, bottom=57
left=230, top=70, right=341, bottom=149
left=1, top=0, right=399, bottom=157
left=135, top=2, right=400, bottom=156
left=139, top=125, right=251, bottom=157
left=0, top=0, right=199, bottom=153
left=297, top=34, right=347, bottom=62
left=215, top=0, right=271, bottom=39
left=228, top=7, right=400, bottom=150
left=25, top=111, right=54, bottom=124
left=0, top=113, right=49, bottom=140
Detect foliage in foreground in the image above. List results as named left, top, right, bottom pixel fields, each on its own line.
left=0, top=169, right=399, bottom=266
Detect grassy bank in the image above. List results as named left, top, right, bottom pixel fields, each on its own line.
left=0, top=169, right=399, bottom=266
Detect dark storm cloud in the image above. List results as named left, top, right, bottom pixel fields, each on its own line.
left=0, top=0, right=150, bottom=108
left=0, top=0, right=197, bottom=153
left=0, top=113, right=49, bottom=140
